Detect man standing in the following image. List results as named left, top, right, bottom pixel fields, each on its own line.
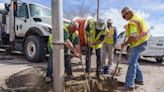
left=45, top=21, right=81, bottom=82
left=85, top=18, right=106, bottom=78
left=102, top=19, right=117, bottom=76
left=120, top=7, right=149, bottom=90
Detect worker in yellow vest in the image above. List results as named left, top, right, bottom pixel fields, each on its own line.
left=119, top=7, right=149, bottom=90
left=85, top=18, right=106, bottom=78
left=45, top=21, right=81, bottom=82
left=102, top=19, right=117, bottom=77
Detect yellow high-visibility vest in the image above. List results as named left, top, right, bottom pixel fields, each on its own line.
left=64, top=24, right=79, bottom=43
left=104, top=27, right=115, bottom=45
left=49, top=34, right=53, bottom=49
left=126, top=14, right=149, bottom=48
left=48, top=24, right=79, bottom=49
left=87, top=20, right=106, bottom=49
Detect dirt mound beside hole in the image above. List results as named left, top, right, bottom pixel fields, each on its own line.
left=5, top=68, right=53, bottom=92
left=4, top=68, right=124, bottom=92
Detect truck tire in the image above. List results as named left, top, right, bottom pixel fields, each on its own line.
left=24, top=35, right=46, bottom=62
left=156, top=57, right=163, bottom=63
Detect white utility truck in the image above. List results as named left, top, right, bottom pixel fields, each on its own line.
left=0, top=0, right=53, bottom=62
left=115, top=31, right=164, bottom=63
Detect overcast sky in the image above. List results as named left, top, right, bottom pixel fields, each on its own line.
left=1, top=0, right=164, bottom=36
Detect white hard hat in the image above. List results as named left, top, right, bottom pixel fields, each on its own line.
left=96, top=18, right=105, bottom=30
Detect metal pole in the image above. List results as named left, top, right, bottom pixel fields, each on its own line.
left=52, top=0, right=64, bottom=92
left=9, top=0, right=16, bottom=42
left=97, top=0, right=100, bottom=19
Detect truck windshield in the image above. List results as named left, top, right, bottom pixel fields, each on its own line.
left=29, top=4, right=51, bottom=17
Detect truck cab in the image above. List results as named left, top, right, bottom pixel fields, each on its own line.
left=0, top=1, right=52, bottom=62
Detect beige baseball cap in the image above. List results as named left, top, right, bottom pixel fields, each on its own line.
left=107, top=19, right=113, bottom=24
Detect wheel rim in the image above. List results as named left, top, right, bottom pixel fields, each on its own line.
left=27, top=41, right=36, bottom=58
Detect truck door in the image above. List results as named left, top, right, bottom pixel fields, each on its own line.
left=117, top=32, right=126, bottom=48
left=0, top=12, right=6, bottom=42
left=15, top=3, right=30, bottom=37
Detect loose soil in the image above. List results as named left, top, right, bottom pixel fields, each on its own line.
left=2, top=68, right=124, bottom=92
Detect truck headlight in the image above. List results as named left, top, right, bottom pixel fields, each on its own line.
left=43, top=26, right=52, bottom=33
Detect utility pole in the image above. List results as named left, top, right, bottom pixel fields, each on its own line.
left=97, top=0, right=100, bottom=19
left=9, top=0, right=16, bottom=42
left=52, top=0, right=64, bottom=92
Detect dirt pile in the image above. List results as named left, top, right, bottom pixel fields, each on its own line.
left=4, top=68, right=53, bottom=92
left=2, top=68, right=124, bottom=92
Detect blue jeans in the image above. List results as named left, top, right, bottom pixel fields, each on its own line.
left=46, top=42, right=53, bottom=77
left=125, top=41, right=147, bottom=88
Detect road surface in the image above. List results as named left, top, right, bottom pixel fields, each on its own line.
left=0, top=51, right=164, bottom=92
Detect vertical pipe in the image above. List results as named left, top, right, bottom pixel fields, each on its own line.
left=97, top=0, right=100, bottom=19
left=51, top=0, right=65, bottom=92
left=9, top=0, right=16, bottom=42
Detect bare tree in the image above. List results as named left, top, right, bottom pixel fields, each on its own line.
left=64, top=3, right=96, bottom=20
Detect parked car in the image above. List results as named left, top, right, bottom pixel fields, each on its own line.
left=115, top=31, right=164, bottom=63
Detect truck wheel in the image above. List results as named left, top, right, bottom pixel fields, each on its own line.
left=156, top=57, right=163, bottom=63
left=24, top=35, right=46, bottom=62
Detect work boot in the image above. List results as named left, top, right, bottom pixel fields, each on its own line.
left=66, top=75, right=75, bottom=80
left=117, top=86, right=135, bottom=91
left=135, top=80, right=144, bottom=85
left=45, top=77, right=52, bottom=83
left=103, top=65, right=110, bottom=77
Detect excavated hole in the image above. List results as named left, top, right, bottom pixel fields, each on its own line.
left=65, top=75, right=124, bottom=92
left=3, top=68, right=124, bottom=92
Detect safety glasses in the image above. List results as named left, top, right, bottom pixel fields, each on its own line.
left=122, top=12, right=129, bottom=19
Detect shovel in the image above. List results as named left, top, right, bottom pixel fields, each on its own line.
left=110, top=36, right=127, bottom=86
left=80, top=56, right=91, bottom=92
left=110, top=47, right=123, bottom=86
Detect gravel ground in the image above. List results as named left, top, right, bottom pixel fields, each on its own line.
left=0, top=51, right=164, bottom=92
